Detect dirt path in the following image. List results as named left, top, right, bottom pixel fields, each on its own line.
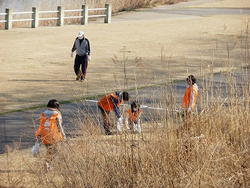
left=0, top=0, right=249, bottom=113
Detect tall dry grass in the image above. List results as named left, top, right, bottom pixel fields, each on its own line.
left=0, top=90, right=249, bottom=187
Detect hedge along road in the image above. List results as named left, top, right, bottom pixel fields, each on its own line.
left=0, top=0, right=249, bottom=154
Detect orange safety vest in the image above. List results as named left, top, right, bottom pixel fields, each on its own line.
left=35, top=112, right=63, bottom=144
left=97, top=93, right=121, bottom=112
left=124, top=109, right=142, bottom=121
left=182, top=85, right=198, bottom=109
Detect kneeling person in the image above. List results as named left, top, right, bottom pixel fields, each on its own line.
left=124, top=101, right=142, bottom=133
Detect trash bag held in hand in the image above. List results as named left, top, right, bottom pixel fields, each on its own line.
left=88, top=55, right=91, bottom=61
left=31, top=141, right=40, bottom=157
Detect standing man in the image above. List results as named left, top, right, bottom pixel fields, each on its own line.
left=97, top=91, right=130, bottom=135
left=71, top=31, right=90, bottom=81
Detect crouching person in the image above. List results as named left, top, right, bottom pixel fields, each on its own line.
left=35, top=99, right=66, bottom=171
left=97, top=91, right=130, bottom=135
left=124, top=101, right=142, bottom=134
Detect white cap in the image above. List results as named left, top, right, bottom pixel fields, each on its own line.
left=78, top=31, right=84, bottom=37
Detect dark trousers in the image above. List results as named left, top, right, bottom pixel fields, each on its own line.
left=74, top=55, right=88, bottom=79
left=98, top=106, right=111, bottom=133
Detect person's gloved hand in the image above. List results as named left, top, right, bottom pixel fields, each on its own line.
left=117, top=117, right=123, bottom=132
left=187, top=107, right=191, bottom=112
left=118, top=117, right=122, bottom=123
left=71, top=52, right=73, bottom=57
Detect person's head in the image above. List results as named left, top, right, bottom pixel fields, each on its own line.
left=131, top=101, right=140, bottom=113
left=78, top=31, right=84, bottom=40
left=119, top=91, right=130, bottom=102
left=47, top=99, right=60, bottom=110
left=186, top=75, right=196, bottom=85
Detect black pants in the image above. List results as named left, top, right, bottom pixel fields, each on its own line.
left=74, top=54, right=88, bottom=79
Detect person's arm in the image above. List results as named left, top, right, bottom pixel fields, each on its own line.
left=188, top=87, right=195, bottom=111
left=111, top=96, right=121, bottom=118
left=135, top=112, right=141, bottom=125
left=71, top=38, right=77, bottom=57
left=35, top=115, right=43, bottom=137
left=56, top=113, right=66, bottom=140
left=124, top=112, right=130, bottom=130
left=35, top=125, right=41, bottom=137
left=71, top=38, right=77, bottom=52
left=86, top=38, right=90, bottom=55
left=111, top=95, right=123, bottom=132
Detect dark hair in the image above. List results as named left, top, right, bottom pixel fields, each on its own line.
left=186, top=75, right=196, bottom=85
left=121, top=91, right=130, bottom=101
left=47, top=99, right=60, bottom=110
left=131, top=101, right=140, bottom=113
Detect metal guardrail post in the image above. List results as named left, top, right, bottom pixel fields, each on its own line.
left=32, top=7, right=38, bottom=28
left=57, top=6, right=64, bottom=26
left=5, top=9, right=12, bottom=30
left=81, top=5, right=88, bottom=25
left=104, top=4, right=111, bottom=23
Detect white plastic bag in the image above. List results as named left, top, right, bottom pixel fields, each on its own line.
left=31, top=141, right=39, bottom=157
left=133, top=123, right=141, bottom=133
left=117, top=117, right=123, bottom=132
left=87, top=55, right=91, bottom=61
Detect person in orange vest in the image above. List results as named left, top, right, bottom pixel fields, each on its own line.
left=35, top=99, right=66, bottom=171
left=124, top=101, right=142, bottom=133
left=182, top=75, right=198, bottom=113
left=181, top=75, right=198, bottom=129
left=97, top=91, right=130, bottom=135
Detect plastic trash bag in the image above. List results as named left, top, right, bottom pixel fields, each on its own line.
left=31, top=141, right=39, bottom=157
left=88, top=55, right=91, bottom=61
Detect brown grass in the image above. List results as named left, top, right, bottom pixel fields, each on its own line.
left=0, top=14, right=249, bottom=114
left=0, top=83, right=250, bottom=187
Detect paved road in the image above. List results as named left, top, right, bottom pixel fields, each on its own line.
left=110, top=0, right=250, bottom=22
left=111, top=8, right=250, bottom=22
left=1, top=68, right=249, bottom=154
left=1, top=0, right=249, bottom=154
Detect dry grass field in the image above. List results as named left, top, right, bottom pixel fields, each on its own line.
left=0, top=0, right=249, bottom=114
left=0, top=0, right=250, bottom=187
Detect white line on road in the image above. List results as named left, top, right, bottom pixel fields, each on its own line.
left=85, top=100, right=181, bottom=112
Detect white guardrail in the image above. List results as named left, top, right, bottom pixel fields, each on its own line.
left=0, top=4, right=111, bottom=30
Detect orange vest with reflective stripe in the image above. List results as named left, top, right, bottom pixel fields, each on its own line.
left=124, top=109, right=142, bottom=121
left=182, top=85, right=198, bottom=109
left=97, top=93, right=121, bottom=111
left=35, top=112, right=63, bottom=144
